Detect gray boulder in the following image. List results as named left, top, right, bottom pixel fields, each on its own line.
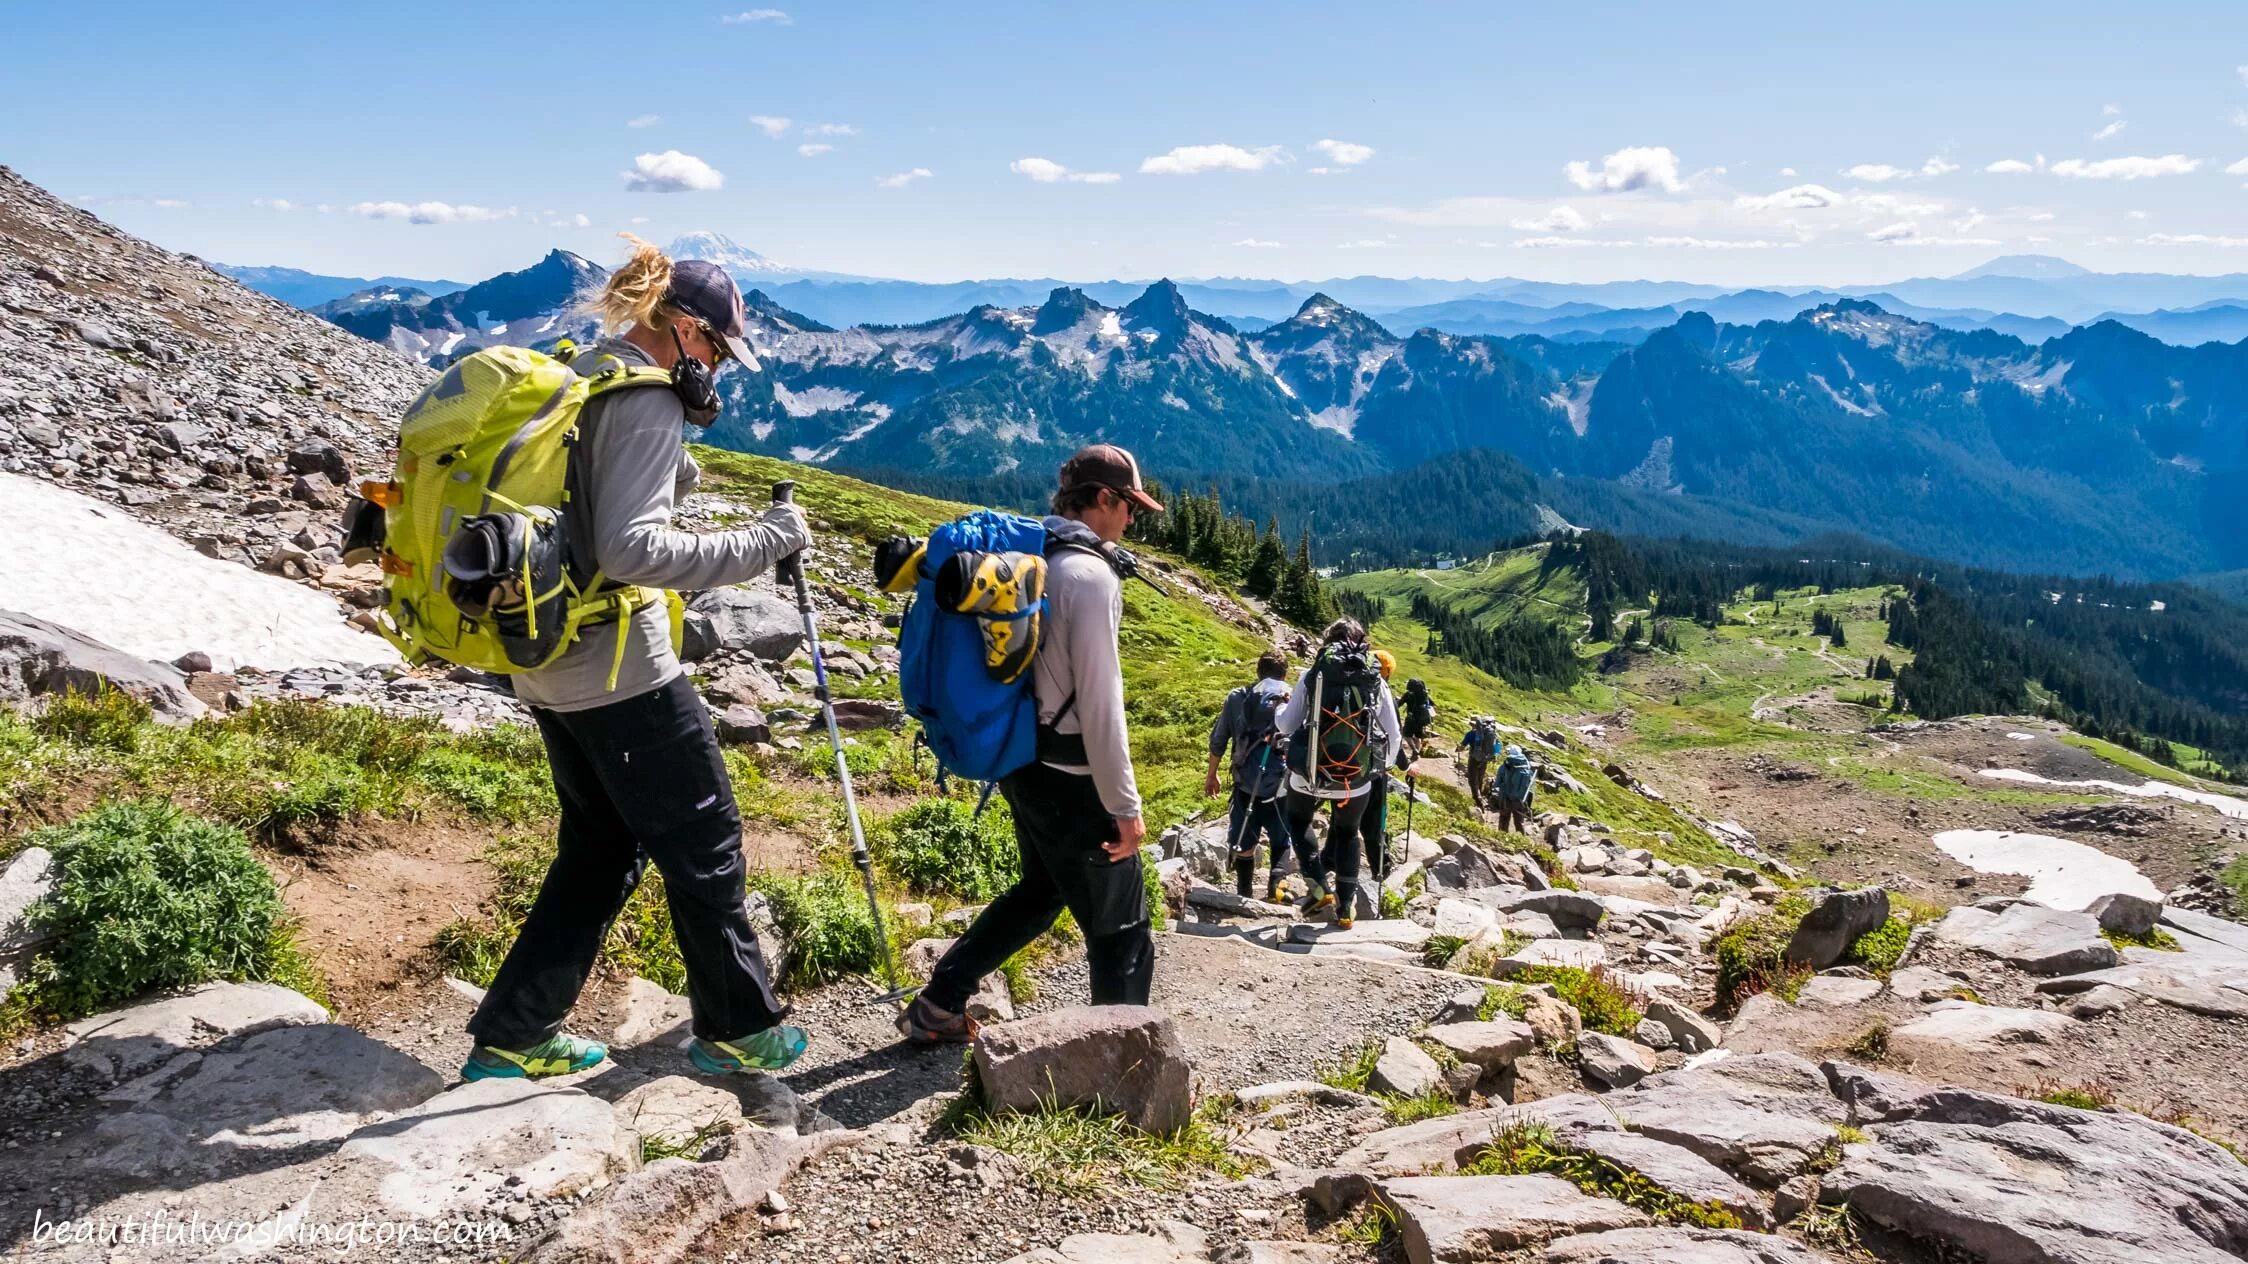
left=0, top=609, right=204, bottom=721
left=973, top=1005, right=1192, bottom=1135
left=1551, top=1128, right=1774, bottom=1229
left=1783, top=886, right=1889, bottom=969
left=1376, top=1174, right=1651, bottom=1260
left=683, top=587, right=804, bottom=663
left=1825, top=1089, right=2248, bottom=1263
left=1933, top=902, right=2120, bottom=975
left=2088, top=891, right=2162, bottom=939
left=1369, top=1036, right=1444, bottom=1098
left=337, top=1076, right=639, bottom=1216
left=1619, top=1053, right=1849, bottom=1186
left=713, top=703, right=770, bottom=745
left=1490, top=888, right=1605, bottom=932
left=64, top=981, right=328, bottom=1079
left=1644, top=997, right=1724, bottom=1055
left=1421, top=1020, right=1534, bottom=1072
left=1891, top=1000, right=2074, bottom=1052
left=0, top=845, right=56, bottom=959
left=1576, top=1031, right=1657, bottom=1089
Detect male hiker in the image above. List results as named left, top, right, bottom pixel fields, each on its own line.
left=1493, top=743, right=1536, bottom=834
left=1207, top=650, right=1293, bottom=899
left=900, top=445, right=1162, bottom=1043
left=1460, top=715, right=1500, bottom=809
left=1276, top=619, right=1404, bottom=930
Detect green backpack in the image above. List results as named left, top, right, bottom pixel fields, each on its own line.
left=351, top=344, right=681, bottom=687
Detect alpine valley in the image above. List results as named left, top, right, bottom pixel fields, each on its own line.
left=242, top=235, right=2248, bottom=582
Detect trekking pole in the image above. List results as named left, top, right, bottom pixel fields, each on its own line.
left=772, top=482, right=913, bottom=1009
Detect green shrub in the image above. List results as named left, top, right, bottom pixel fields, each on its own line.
left=2101, top=925, right=2182, bottom=952
left=751, top=869, right=885, bottom=989
left=870, top=797, right=1019, bottom=901
left=31, top=687, right=149, bottom=752
left=1477, top=983, right=1534, bottom=1021
left=1422, top=934, right=1469, bottom=969
left=1844, top=916, right=1912, bottom=974
left=19, top=800, right=320, bottom=1017
left=1713, top=894, right=1813, bottom=1009
left=1318, top=1041, right=1382, bottom=1093
left=1509, top=965, right=1645, bottom=1036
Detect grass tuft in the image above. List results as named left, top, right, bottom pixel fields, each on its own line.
left=1713, top=894, right=1814, bottom=1009
left=1507, top=965, right=1646, bottom=1037
left=949, top=1099, right=1250, bottom=1196
left=1464, top=1122, right=1743, bottom=1229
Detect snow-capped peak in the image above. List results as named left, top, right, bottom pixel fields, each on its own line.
left=665, top=231, right=793, bottom=275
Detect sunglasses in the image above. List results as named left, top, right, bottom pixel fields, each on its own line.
left=692, top=319, right=731, bottom=365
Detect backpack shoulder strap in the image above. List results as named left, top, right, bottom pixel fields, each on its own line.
left=585, top=365, right=675, bottom=396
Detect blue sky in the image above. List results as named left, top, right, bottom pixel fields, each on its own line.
left=11, top=1, right=2248, bottom=286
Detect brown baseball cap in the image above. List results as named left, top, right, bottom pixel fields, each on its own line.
left=1059, top=443, right=1163, bottom=513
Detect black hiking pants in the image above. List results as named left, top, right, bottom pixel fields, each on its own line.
left=1466, top=757, right=1491, bottom=808
left=1495, top=797, right=1531, bottom=835
left=1228, top=788, right=1291, bottom=898
left=1286, top=787, right=1370, bottom=914
left=925, top=761, right=1154, bottom=1012
left=468, top=674, right=787, bottom=1050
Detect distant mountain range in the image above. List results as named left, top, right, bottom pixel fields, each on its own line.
left=254, top=240, right=2248, bottom=580
left=212, top=263, right=468, bottom=308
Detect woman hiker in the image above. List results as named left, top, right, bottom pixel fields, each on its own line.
left=461, top=237, right=815, bottom=1081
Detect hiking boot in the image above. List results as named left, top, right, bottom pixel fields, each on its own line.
left=689, top=1025, right=810, bottom=1074
left=896, top=995, right=979, bottom=1045
left=461, top=1033, right=607, bottom=1082
left=1299, top=884, right=1335, bottom=916
left=1336, top=915, right=1356, bottom=930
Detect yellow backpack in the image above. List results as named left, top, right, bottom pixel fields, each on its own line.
left=350, top=345, right=681, bottom=687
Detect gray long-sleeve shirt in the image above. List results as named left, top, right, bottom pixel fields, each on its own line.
left=1275, top=660, right=1401, bottom=801
left=514, top=339, right=809, bottom=712
left=1034, top=516, right=1142, bottom=819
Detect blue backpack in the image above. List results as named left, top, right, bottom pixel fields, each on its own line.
left=882, top=510, right=1056, bottom=783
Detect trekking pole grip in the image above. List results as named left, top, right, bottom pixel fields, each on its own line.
left=772, top=481, right=805, bottom=590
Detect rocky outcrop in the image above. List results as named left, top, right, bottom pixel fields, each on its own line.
left=1933, top=902, right=2120, bottom=975
left=972, top=1006, right=1193, bottom=1135
left=0, top=608, right=204, bottom=720
left=1782, top=887, right=1888, bottom=969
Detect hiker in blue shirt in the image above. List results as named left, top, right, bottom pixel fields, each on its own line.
left=1206, top=650, right=1293, bottom=899
left=1494, top=744, right=1537, bottom=835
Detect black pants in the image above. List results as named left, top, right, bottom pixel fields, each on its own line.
left=925, top=761, right=1153, bottom=1012
left=1227, top=788, right=1291, bottom=897
left=468, top=674, right=786, bottom=1049
left=1496, top=797, right=1531, bottom=835
left=1361, top=772, right=1390, bottom=882
left=1286, top=787, right=1370, bottom=913
left=1467, top=758, right=1491, bottom=807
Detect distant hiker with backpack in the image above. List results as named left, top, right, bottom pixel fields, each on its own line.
left=1277, top=618, right=1405, bottom=929
left=1460, top=716, right=1500, bottom=809
left=1396, top=675, right=1435, bottom=845
left=1207, top=650, right=1293, bottom=899
left=426, top=237, right=815, bottom=1081
left=1356, top=648, right=1403, bottom=884
left=1493, top=743, right=1537, bottom=835
left=897, top=445, right=1162, bottom=1043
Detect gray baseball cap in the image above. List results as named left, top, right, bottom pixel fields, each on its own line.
left=666, top=259, right=762, bottom=372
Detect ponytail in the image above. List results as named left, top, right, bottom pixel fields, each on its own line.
left=579, top=232, right=681, bottom=333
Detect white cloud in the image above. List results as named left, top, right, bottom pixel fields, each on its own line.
left=572, top=213, right=591, bottom=228
left=315, top=203, right=332, bottom=214
left=1563, top=145, right=1683, bottom=193
left=1011, top=157, right=1122, bottom=184
left=1867, top=221, right=2000, bottom=246
left=252, top=198, right=296, bottom=212
left=1514, top=236, right=1634, bottom=249
left=1734, top=183, right=1846, bottom=211
left=626, top=114, right=661, bottom=129
left=805, top=122, right=857, bottom=137
left=2234, top=108, right=2248, bottom=130
left=796, top=143, right=832, bottom=157
left=2239, top=65, right=2248, bottom=87
left=1844, top=163, right=1913, bottom=183
left=1986, top=157, right=2042, bottom=174
left=749, top=115, right=791, bottom=138
left=629, top=216, right=649, bottom=225
left=2028, top=211, right=2057, bottom=221
left=2227, top=158, right=2248, bottom=175
left=1868, top=221, right=1919, bottom=242
left=1232, top=238, right=1285, bottom=248
left=1921, top=156, right=1960, bottom=176
left=1139, top=143, right=1287, bottom=175
left=876, top=167, right=933, bottom=189
left=1954, top=209, right=1987, bottom=232
left=1645, top=236, right=1780, bottom=249
left=2103, top=102, right=2123, bottom=116
left=1336, top=239, right=1393, bottom=248
left=348, top=200, right=514, bottom=224
left=152, top=198, right=189, bottom=209
left=1509, top=205, right=1588, bottom=232
left=2050, top=154, right=2200, bottom=179
left=2142, top=232, right=2248, bottom=246
left=622, top=150, right=725, bottom=193
left=2092, top=120, right=2128, bottom=141
left=1311, top=138, right=1375, bottom=166
left=720, top=8, right=790, bottom=23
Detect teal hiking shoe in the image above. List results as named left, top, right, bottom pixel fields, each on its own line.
left=689, top=1025, right=809, bottom=1074
left=461, top=1033, right=607, bottom=1081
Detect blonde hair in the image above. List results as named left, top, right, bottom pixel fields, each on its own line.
left=579, top=232, right=685, bottom=333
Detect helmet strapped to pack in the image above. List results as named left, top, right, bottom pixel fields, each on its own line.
left=346, top=345, right=682, bottom=687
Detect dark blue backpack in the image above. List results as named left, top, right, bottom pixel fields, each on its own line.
left=891, top=510, right=1054, bottom=783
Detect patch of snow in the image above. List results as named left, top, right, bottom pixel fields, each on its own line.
left=771, top=383, right=863, bottom=417
left=807, top=411, right=892, bottom=463
left=0, top=472, right=396, bottom=671
left=1305, top=405, right=1357, bottom=437
left=1545, top=380, right=1595, bottom=436
left=751, top=421, right=774, bottom=442
left=486, top=323, right=507, bottom=337
left=1272, top=375, right=1297, bottom=399
left=788, top=446, right=818, bottom=461
left=2006, top=732, right=2036, bottom=741
left=437, top=332, right=465, bottom=356
left=1807, top=373, right=1877, bottom=417
left=1980, top=768, right=2248, bottom=820
left=1932, top=828, right=2159, bottom=910
left=1099, top=312, right=1124, bottom=341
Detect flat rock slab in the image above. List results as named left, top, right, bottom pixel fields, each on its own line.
left=1494, top=939, right=1607, bottom=973
left=336, top=1076, right=639, bottom=1217
left=1794, top=975, right=1883, bottom=1008
left=999, top=1220, right=1210, bottom=1264
left=612, top=1075, right=747, bottom=1147
left=64, top=981, right=329, bottom=1079
left=1376, top=1173, right=1651, bottom=1262
left=2037, top=960, right=2248, bottom=1019
left=1891, top=1000, right=2074, bottom=1051
left=1433, top=898, right=1500, bottom=940
left=1886, top=966, right=1972, bottom=1002
left=1555, top=1129, right=1773, bottom=1230
left=1934, top=903, right=2120, bottom=976
left=1285, top=919, right=1432, bottom=949
left=1618, top=1053, right=1848, bottom=1187
left=1371, top=1036, right=1444, bottom=1098
left=88, top=1023, right=443, bottom=1176
left=1488, top=889, right=1607, bottom=931
left=973, top=1005, right=1192, bottom=1135
left=1422, top=1020, right=1535, bottom=1071
left=613, top=976, right=694, bottom=1048
left=1337, top=1097, right=1624, bottom=1177
left=1543, top=1227, right=1843, bottom=1262
left=1826, top=1090, right=2248, bottom=1264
